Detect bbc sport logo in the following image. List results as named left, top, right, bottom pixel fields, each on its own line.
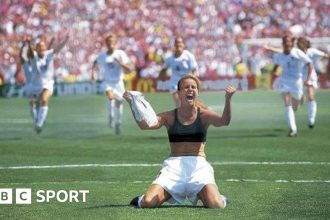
left=0, top=188, right=89, bottom=204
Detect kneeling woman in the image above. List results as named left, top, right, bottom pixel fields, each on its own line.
left=123, top=74, right=236, bottom=208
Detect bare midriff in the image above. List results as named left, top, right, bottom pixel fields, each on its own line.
left=170, top=142, right=206, bottom=157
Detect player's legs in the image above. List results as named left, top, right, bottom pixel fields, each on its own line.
left=291, top=97, right=300, bottom=112
left=306, top=85, right=317, bottom=128
left=282, top=92, right=297, bottom=136
left=105, top=89, right=123, bottom=134
left=114, top=99, right=123, bottom=135
left=197, top=184, right=227, bottom=209
left=29, top=95, right=37, bottom=122
left=35, top=89, right=51, bottom=133
left=25, top=85, right=37, bottom=121
left=138, top=184, right=171, bottom=208
left=105, top=90, right=115, bottom=128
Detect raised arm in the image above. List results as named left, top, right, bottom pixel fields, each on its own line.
left=47, top=36, right=55, bottom=49
left=27, top=36, right=34, bottom=59
left=205, top=86, right=236, bottom=127
left=19, top=40, right=26, bottom=64
left=263, top=44, right=282, bottom=53
left=53, top=34, right=69, bottom=54
left=123, top=91, right=166, bottom=130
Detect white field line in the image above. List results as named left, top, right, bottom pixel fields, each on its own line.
left=0, top=117, right=106, bottom=124
left=226, top=179, right=330, bottom=183
left=1, top=179, right=329, bottom=185
left=0, top=161, right=329, bottom=170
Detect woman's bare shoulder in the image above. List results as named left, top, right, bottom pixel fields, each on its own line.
left=159, top=109, right=175, bottom=116
left=158, top=109, right=175, bottom=127
left=199, top=108, right=221, bottom=126
left=200, top=108, right=218, bottom=116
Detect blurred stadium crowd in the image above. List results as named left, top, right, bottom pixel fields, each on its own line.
left=1, top=0, right=330, bottom=86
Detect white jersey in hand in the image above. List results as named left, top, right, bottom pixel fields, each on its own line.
left=163, top=50, right=198, bottom=80
left=129, top=91, right=158, bottom=127
left=274, top=48, right=311, bottom=81
left=96, top=50, right=130, bottom=83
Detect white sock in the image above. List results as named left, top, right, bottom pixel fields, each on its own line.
left=138, top=195, right=144, bottom=208
left=285, top=106, right=297, bottom=132
left=114, top=104, right=123, bottom=124
left=107, top=99, right=114, bottom=119
left=36, top=106, right=48, bottom=127
left=30, top=105, right=37, bottom=121
left=308, top=100, right=317, bottom=125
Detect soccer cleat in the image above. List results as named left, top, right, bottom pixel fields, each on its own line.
left=130, top=196, right=139, bottom=207
left=35, top=125, right=42, bottom=134
left=115, top=124, right=121, bottom=135
left=220, top=195, right=229, bottom=208
left=288, top=130, right=297, bottom=137
left=308, top=124, right=314, bottom=129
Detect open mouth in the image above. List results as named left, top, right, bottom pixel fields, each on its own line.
left=186, top=94, right=194, bottom=101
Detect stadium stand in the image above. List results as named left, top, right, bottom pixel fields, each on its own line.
left=0, top=0, right=329, bottom=86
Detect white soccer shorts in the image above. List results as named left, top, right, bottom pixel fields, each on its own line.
left=101, top=80, right=125, bottom=101
left=28, top=80, right=54, bottom=97
left=153, top=156, right=216, bottom=205
left=277, top=78, right=303, bottom=100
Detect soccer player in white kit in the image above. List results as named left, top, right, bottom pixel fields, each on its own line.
left=27, top=34, right=69, bottom=133
left=271, top=35, right=313, bottom=137
left=297, top=37, right=329, bottom=128
left=92, top=34, right=132, bottom=135
left=19, top=35, right=55, bottom=123
left=159, top=36, right=198, bottom=107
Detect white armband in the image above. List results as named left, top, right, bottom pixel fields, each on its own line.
left=129, top=91, right=158, bottom=126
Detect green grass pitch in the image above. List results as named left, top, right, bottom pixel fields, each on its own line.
left=0, top=89, right=329, bottom=219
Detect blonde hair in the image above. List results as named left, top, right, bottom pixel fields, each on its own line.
left=177, top=74, right=207, bottom=109
left=297, top=37, right=310, bottom=51
left=105, top=34, right=117, bottom=43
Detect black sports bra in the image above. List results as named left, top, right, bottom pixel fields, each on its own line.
left=167, top=108, right=207, bottom=142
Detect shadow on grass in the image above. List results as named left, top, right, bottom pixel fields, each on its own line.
left=159, top=205, right=205, bottom=209
left=86, top=204, right=131, bottom=209
left=86, top=204, right=205, bottom=209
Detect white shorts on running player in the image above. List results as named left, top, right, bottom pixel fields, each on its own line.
left=101, top=80, right=125, bottom=101
left=28, top=80, right=54, bottom=97
left=152, top=156, right=216, bottom=205
left=277, top=78, right=303, bottom=100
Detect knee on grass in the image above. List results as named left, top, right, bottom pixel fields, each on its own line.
left=141, top=195, right=161, bottom=208
left=204, top=196, right=227, bottom=209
